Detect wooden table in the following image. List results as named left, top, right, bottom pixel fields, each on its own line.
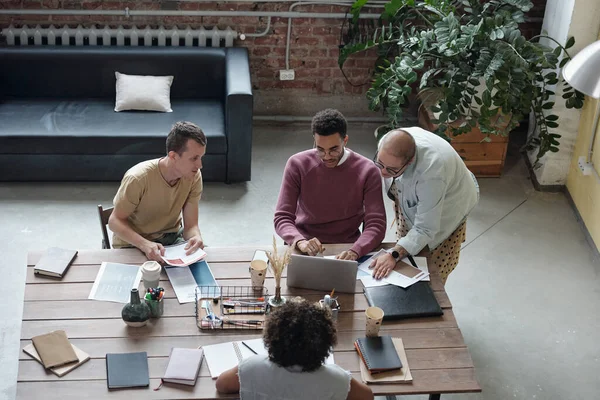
left=18, top=245, right=481, bottom=399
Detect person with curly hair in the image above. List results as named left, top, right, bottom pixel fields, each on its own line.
left=274, top=108, right=386, bottom=260
left=215, top=300, right=373, bottom=400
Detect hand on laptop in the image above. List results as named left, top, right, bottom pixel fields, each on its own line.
left=296, top=237, right=325, bottom=256
left=336, top=250, right=359, bottom=261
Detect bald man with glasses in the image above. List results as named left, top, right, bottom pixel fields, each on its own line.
left=370, top=128, right=479, bottom=284
left=274, top=109, right=386, bottom=260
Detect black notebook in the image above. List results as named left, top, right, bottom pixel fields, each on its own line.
left=106, top=352, right=149, bottom=389
left=354, top=335, right=402, bottom=373
left=363, top=281, right=443, bottom=320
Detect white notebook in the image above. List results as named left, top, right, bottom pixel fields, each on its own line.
left=203, top=338, right=267, bottom=379
left=203, top=338, right=336, bottom=379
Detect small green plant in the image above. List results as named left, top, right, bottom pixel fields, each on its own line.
left=339, top=0, right=585, bottom=164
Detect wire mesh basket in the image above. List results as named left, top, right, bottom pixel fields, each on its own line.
left=195, top=285, right=269, bottom=330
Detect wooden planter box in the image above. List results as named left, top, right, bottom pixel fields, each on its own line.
left=418, top=107, right=509, bottom=177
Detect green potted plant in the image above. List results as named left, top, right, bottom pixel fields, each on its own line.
left=339, top=0, right=585, bottom=174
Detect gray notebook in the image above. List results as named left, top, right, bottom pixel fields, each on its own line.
left=33, top=247, right=78, bottom=278
left=162, top=348, right=204, bottom=386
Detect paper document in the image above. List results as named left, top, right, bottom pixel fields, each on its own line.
left=357, top=250, right=429, bottom=289
left=203, top=339, right=335, bottom=379
left=161, top=241, right=207, bottom=267
left=89, top=262, right=142, bottom=303
left=166, top=260, right=219, bottom=303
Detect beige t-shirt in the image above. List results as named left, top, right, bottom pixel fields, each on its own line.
left=112, top=158, right=203, bottom=248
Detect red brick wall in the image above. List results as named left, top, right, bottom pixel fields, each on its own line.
left=0, top=1, right=547, bottom=101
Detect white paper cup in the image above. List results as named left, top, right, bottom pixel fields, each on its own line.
left=250, top=250, right=269, bottom=288
left=365, top=306, right=384, bottom=337
left=141, top=261, right=161, bottom=290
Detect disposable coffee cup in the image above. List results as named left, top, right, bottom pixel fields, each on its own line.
left=365, top=306, right=384, bottom=337
left=250, top=250, right=269, bottom=288
left=141, top=261, right=161, bottom=290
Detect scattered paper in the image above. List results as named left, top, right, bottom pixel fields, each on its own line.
left=166, top=260, right=219, bottom=303
left=359, top=275, right=390, bottom=288
left=357, top=249, right=429, bottom=289
left=161, top=241, right=207, bottom=267
left=411, top=256, right=429, bottom=281
left=89, top=262, right=142, bottom=303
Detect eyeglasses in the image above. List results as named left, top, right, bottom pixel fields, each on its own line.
left=373, top=152, right=411, bottom=176
left=314, top=142, right=343, bottom=158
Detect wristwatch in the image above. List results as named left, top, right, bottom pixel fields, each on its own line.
left=386, top=248, right=401, bottom=262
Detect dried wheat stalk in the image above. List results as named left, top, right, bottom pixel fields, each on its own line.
left=266, top=235, right=291, bottom=287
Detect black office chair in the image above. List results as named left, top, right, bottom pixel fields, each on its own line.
left=97, top=205, right=114, bottom=249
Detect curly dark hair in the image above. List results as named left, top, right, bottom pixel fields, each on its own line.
left=166, top=121, right=207, bottom=155
left=311, top=108, right=347, bottom=138
left=264, top=300, right=337, bottom=372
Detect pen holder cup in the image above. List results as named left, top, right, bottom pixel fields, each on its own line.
left=145, top=298, right=164, bottom=318
left=319, top=299, right=340, bottom=322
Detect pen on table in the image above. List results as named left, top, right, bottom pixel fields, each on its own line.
left=407, top=254, right=418, bottom=268
left=241, top=341, right=258, bottom=355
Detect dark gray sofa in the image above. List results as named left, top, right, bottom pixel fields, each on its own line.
left=0, top=46, right=253, bottom=182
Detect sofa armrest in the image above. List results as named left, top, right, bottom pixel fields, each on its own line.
left=225, top=47, right=253, bottom=182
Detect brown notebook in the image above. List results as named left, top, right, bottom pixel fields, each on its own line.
left=33, top=247, right=78, bottom=278
left=31, top=330, right=78, bottom=369
left=23, top=343, right=90, bottom=377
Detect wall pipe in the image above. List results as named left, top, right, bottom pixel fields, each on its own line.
left=0, top=9, right=382, bottom=20
left=241, top=16, right=271, bottom=39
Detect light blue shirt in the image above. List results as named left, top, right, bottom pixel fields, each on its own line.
left=385, top=127, right=479, bottom=255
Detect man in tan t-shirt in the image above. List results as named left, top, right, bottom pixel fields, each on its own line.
left=109, top=121, right=206, bottom=262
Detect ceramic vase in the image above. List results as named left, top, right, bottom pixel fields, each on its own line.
left=121, top=288, right=151, bottom=327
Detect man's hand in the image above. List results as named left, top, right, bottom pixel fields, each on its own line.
left=296, top=238, right=324, bottom=256
left=336, top=250, right=359, bottom=261
left=369, top=253, right=397, bottom=279
left=185, top=235, right=205, bottom=255
left=141, top=242, right=165, bottom=263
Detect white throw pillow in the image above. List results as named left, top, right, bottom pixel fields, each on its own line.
left=114, top=72, right=174, bottom=112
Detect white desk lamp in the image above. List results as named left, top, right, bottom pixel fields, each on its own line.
left=562, top=40, right=600, bottom=182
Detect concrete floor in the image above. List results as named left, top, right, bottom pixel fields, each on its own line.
left=0, top=122, right=599, bottom=400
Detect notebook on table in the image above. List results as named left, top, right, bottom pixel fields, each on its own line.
left=358, top=337, right=412, bottom=383
left=161, top=348, right=204, bottom=386
left=363, top=281, right=443, bottom=320
left=106, top=352, right=149, bottom=389
left=203, top=338, right=335, bottom=379
left=23, top=343, right=90, bottom=377
left=354, top=335, right=402, bottom=374
left=33, top=247, right=78, bottom=278
left=31, top=330, right=78, bottom=369
left=202, top=338, right=267, bottom=379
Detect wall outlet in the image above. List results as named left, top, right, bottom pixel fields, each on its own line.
left=279, top=69, right=295, bottom=81
left=578, top=156, right=593, bottom=176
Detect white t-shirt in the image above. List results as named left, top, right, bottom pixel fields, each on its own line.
left=238, top=354, right=351, bottom=400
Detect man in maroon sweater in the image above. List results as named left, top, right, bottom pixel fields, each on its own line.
left=274, top=109, right=386, bottom=260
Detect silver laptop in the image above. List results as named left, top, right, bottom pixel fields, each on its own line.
left=287, top=254, right=358, bottom=293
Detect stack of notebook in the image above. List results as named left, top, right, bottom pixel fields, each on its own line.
left=24, top=330, right=90, bottom=377
left=354, top=335, right=412, bottom=384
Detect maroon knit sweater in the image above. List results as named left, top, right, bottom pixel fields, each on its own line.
left=274, top=149, right=386, bottom=257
